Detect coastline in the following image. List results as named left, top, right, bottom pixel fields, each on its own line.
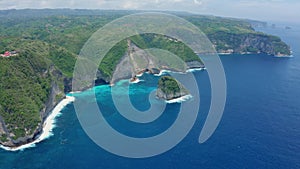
left=0, top=96, right=75, bottom=152
left=186, top=67, right=206, bottom=72
left=0, top=67, right=203, bottom=151
left=130, top=78, right=144, bottom=84
left=274, top=54, right=294, bottom=58
left=165, top=94, right=193, bottom=104
left=153, top=67, right=206, bottom=77
left=154, top=69, right=171, bottom=76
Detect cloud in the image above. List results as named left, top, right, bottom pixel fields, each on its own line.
left=194, top=0, right=203, bottom=5
left=0, top=0, right=204, bottom=10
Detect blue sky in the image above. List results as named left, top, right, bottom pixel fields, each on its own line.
left=0, top=0, right=299, bottom=22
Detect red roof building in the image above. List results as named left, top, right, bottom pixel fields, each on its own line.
left=3, top=51, right=11, bottom=57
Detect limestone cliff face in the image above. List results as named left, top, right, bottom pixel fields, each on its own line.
left=111, top=49, right=135, bottom=84
left=111, top=40, right=159, bottom=84
left=110, top=40, right=204, bottom=84
left=0, top=116, right=8, bottom=140
left=209, top=32, right=291, bottom=56
left=156, top=76, right=189, bottom=101
left=0, top=66, right=65, bottom=147
left=186, top=61, right=205, bottom=69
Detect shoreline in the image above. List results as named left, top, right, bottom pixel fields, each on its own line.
left=152, top=67, right=206, bottom=77
left=274, top=55, right=294, bottom=58
left=130, top=78, right=144, bottom=84
left=0, top=67, right=203, bottom=151
left=165, top=94, right=193, bottom=104
left=186, top=67, right=206, bottom=72
left=217, top=52, right=294, bottom=57
left=0, top=96, right=75, bottom=152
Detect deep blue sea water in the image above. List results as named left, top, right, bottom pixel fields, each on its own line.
left=0, top=24, right=300, bottom=169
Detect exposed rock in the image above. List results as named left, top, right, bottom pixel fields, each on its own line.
left=110, top=40, right=205, bottom=84
left=111, top=50, right=135, bottom=84
left=0, top=115, right=8, bottom=141
left=0, top=66, right=65, bottom=148
left=148, top=68, right=161, bottom=75
left=208, top=32, right=291, bottom=56
left=186, top=61, right=205, bottom=69
left=156, top=76, right=190, bottom=101
left=130, top=76, right=138, bottom=83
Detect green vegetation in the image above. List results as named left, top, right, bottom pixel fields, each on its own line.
left=0, top=134, right=8, bottom=142
left=158, top=76, right=183, bottom=95
left=0, top=44, right=50, bottom=138
left=48, top=45, right=77, bottom=77
left=99, top=40, right=128, bottom=79
left=131, top=34, right=201, bottom=62
left=157, top=76, right=189, bottom=100
left=0, top=40, right=66, bottom=139
left=99, top=33, right=202, bottom=79
left=0, top=9, right=291, bottom=144
left=183, top=15, right=290, bottom=55
left=184, top=15, right=256, bottom=34
left=0, top=9, right=291, bottom=80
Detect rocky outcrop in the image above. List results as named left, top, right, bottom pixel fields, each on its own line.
left=111, top=48, right=135, bottom=84
left=208, top=32, right=291, bottom=56
left=110, top=40, right=205, bottom=84
left=0, top=115, right=8, bottom=140
left=0, top=66, right=65, bottom=147
left=156, top=76, right=190, bottom=101
left=186, top=61, right=205, bottom=69
left=148, top=68, right=161, bottom=74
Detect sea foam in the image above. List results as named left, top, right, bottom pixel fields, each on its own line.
left=274, top=55, right=294, bottom=58
left=165, top=94, right=193, bottom=104
left=186, top=67, right=206, bottom=72
left=0, top=96, right=75, bottom=152
left=130, top=78, right=144, bottom=84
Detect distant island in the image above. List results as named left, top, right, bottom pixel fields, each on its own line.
left=0, top=9, right=292, bottom=148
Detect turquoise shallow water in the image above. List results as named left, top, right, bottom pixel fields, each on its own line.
left=0, top=24, right=300, bottom=169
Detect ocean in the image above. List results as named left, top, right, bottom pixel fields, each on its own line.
left=0, top=23, right=299, bottom=169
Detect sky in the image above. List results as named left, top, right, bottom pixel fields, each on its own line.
left=0, top=0, right=299, bottom=23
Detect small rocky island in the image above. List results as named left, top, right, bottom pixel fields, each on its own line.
left=156, top=76, right=190, bottom=101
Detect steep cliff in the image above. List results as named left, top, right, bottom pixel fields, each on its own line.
left=0, top=77, right=64, bottom=147
left=0, top=41, right=66, bottom=147
left=110, top=39, right=204, bottom=84
left=208, top=32, right=291, bottom=56
left=156, top=76, right=190, bottom=101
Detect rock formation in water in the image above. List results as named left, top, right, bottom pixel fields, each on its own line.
left=156, top=76, right=190, bottom=101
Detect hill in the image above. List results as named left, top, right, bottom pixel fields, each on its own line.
left=0, top=40, right=70, bottom=146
